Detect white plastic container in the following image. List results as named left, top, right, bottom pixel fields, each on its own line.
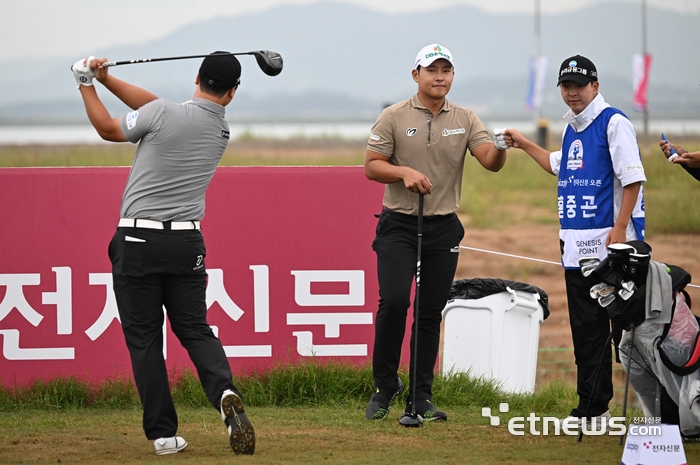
left=441, top=287, right=544, bottom=393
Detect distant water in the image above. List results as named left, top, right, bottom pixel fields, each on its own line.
left=0, top=123, right=376, bottom=145
left=1, top=120, right=700, bottom=145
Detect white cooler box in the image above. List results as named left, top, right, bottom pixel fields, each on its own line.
left=442, top=287, right=544, bottom=393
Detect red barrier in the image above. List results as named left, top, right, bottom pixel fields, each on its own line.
left=0, top=166, right=392, bottom=386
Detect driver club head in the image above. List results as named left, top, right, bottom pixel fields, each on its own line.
left=250, top=50, right=283, bottom=76
left=399, top=412, right=424, bottom=428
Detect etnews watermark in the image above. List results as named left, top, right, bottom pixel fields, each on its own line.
left=482, top=403, right=664, bottom=437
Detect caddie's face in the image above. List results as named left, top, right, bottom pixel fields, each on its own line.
left=412, top=59, right=454, bottom=100
left=559, top=80, right=599, bottom=115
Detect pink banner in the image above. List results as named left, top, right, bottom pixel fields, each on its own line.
left=633, top=53, right=653, bottom=111
left=0, top=166, right=392, bottom=386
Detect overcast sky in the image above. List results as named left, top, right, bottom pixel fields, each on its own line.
left=2, top=0, right=698, bottom=63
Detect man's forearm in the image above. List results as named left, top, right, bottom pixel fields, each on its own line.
left=365, top=158, right=411, bottom=184
left=616, top=182, right=642, bottom=229
left=98, top=75, right=158, bottom=110
left=79, top=86, right=126, bottom=142
left=481, top=145, right=507, bottom=172
left=519, top=138, right=554, bottom=175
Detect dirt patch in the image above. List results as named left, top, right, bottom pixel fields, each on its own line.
left=455, top=217, right=700, bottom=349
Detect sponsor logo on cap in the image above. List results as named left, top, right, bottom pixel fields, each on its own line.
left=424, top=50, right=451, bottom=62
left=561, top=67, right=588, bottom=76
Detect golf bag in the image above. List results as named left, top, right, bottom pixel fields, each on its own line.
left=585, top=240, right=700, bottom=437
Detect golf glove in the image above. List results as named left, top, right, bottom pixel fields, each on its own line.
left=492, top=128, right=509, bottom=150
left=72, top=56, right=96, bottom=88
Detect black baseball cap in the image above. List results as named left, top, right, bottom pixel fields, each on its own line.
left=199, top=51, right=241, bottom=90
left=557, top=55, right=598, bottom=86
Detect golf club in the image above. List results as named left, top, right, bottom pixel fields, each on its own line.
left=598, top=293, right=616, bottom=308
left=578, top=329, right=615, bottom=442
left=619, top=326, right=635, bottom=446
left=399, top=192, right=425, bottom=428
left=618, top=281, right=637, bottom=301
left=589, top=282, right=614, bottom=300
left=579, top=257, right=601, bottom=278
left=100, top=50, right=283, bottom=76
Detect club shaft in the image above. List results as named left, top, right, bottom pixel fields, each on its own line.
left=103, top=51, right=251, bottom=68
left=410, top=193, right=424, bottom=415
left=619, top=326, right=635, bottom=446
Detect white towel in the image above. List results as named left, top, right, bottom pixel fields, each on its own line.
left=645, top=260, right=673, bottom=324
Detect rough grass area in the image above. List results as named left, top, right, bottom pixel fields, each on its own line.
left=0, top=362, right=546, bottom=412
left=3, top=362, right=695, bottom=464
left=459, top=139, right=700, bottom=234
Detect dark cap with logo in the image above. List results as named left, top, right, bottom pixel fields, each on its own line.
left=557, top=55, right=598, bottom=86
left=199, top=51, right=241, bottom=90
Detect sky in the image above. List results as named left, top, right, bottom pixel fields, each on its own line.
left=2, top=0, right=699, bottom=63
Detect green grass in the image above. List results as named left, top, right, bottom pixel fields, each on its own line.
left=3, top=361, right=689, bottom=464
left=0, top=362, right=541, bottom=412
left=2, top=405, right=668, bottom=464
left=459, top=140, right=700, bottom=234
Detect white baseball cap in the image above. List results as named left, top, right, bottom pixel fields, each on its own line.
left=415, top=44, right=455, bottom=69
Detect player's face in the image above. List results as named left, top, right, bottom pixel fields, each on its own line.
left=559, top=80, right=599, bottom=114
left=413, top=59, right=454, bottom=100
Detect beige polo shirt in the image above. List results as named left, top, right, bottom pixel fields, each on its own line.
left=367, top=94, right=491, bottom=216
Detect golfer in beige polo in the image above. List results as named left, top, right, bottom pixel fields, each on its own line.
left=364, top=44, right=508, bottom=424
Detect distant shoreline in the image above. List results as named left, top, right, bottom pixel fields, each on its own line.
left=2, top=120, right=700, bottom=145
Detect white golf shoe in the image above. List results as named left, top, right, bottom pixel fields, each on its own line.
left=153, top=436, right=188, bottom=455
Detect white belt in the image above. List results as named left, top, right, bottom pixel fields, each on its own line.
left=118, top=218, right=201, bottom=230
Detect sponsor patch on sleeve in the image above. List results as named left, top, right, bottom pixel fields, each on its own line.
left=369, top=133, right=380, bottom=141
left=221, top=130, right=230, bottom=139
left=626, top=164, right=644, bottom=172
left=126, top=111, right=139, bottom=130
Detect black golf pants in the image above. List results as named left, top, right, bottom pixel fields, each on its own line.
left=565, top=270, right=614, bottom=417
left=371, top=208, right=463, bottom=402
left=109, top=227, right=237, bottom=440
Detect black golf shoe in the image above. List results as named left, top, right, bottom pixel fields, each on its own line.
left=404, top=399, right=447, bottom=422
left=220, top=389, right=255, bottom=455
left=365, top=378, right=405, bottom=420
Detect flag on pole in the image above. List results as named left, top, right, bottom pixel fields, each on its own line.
left=526, top=55, right=547, bottom=112
left=632, top=53, right=652, bottom=111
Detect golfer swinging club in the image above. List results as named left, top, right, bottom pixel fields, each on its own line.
left=364, top=44, right=508, bottom=423
left=71, top=53, right=255, bottom=455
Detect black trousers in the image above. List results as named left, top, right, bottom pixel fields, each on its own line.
left=564, top=270, right=614, bottom=417
left=109, top=227, right=237, bottom=440
left=371, top=208, right=464, bottom=402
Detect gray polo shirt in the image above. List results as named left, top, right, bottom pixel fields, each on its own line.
left=367, top=94, right=491, bottom=216
left=118, top=98, right=230, bottom=221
